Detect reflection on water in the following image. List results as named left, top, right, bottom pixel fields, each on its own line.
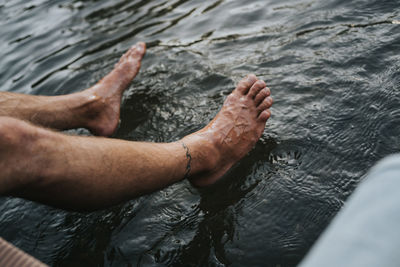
left=0, top=0, right=400, bottom=266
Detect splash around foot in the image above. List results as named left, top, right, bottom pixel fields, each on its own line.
left=183, top=74, right=272, bottom=187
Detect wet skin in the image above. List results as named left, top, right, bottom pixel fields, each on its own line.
left=84, top=42, right=146, bottom=136
left=184, top=74, right=272, bottom=186
left=81, top=43, right=273, bottom=186
left=0, top=44, right=272, bottom=210
left=0, top=42, right=146, bottom=136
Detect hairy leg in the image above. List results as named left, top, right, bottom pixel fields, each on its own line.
left=0, top=42, right=146, bottom=136
left=0, top=116, right=195, bottom=210
left=0, top=75, right=272, bottom=211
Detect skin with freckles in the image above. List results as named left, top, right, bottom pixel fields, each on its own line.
left=0, top=42, right=146, bottom=136
left=0, top=74, right=272, bottom=210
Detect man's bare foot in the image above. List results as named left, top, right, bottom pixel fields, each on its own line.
left=182, top=74, right=272, bottom=187
left=80, top=42, right=146, bottom=136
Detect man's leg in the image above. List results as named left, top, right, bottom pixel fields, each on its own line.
left=0, top=42, right=146, bottom=136
left=0, top=75, right=272, bottom=211
left=299, top=154, right=400, bottom=267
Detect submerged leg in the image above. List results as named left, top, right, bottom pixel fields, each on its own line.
left=0, top=42, right=146, bottom=136
left=0, top=75, right=272, bottom=211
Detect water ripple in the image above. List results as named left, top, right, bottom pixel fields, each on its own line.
left=1, top=0, right=400, bottom=266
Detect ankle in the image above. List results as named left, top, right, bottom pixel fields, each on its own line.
left=180, top=132, right=221, bottom=176
left=76, top=89, right=119, bottom=136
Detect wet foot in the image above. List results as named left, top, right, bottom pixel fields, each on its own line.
left=183, top=74, right=272, bottom=187
left=81, top=42, right=146, bottom=136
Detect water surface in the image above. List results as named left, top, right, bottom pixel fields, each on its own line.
left=0, top=0, right=399, bottom=266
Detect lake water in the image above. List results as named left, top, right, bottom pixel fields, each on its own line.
left=0, top=0, right=399, bottom=266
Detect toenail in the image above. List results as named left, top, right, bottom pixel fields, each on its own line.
left=247, top=74, right=257, bottom=81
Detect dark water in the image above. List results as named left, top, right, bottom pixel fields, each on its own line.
left=0, top=0, right=399, bottom=266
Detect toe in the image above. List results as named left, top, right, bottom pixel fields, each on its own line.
left=257, top=97, right=273, bottom=112
left=128, top=42, right=146, bottom=58
left=248, top=80, right=266, bottom=98
left=135, top=42, right=146, bottom=54
left=235, top=74, right=258, bottom=95
left=254, top=87, right=271, bottom=106
left=258, top=109, right=271, bottom=122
